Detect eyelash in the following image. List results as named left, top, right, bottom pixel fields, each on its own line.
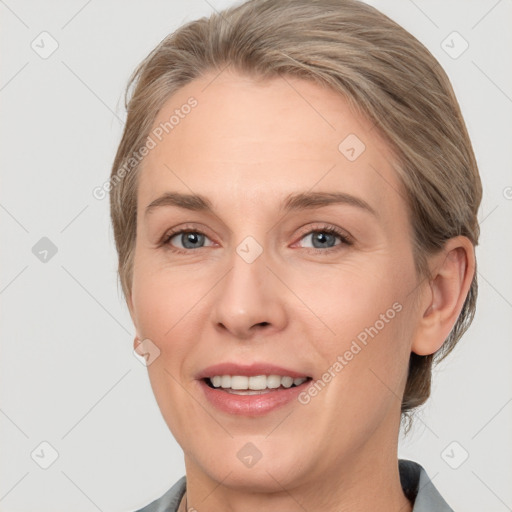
left=159, top=224, right=353, bottom=255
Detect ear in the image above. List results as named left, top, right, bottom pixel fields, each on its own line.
left=411, top=236, right=476, bottom=356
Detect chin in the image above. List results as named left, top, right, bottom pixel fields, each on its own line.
left=186, top=434, right=316, bottom=492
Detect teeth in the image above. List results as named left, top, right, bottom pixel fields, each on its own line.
left=208, top=374, right=308, bottom=390
left=231, top=376, right=249, bottom=390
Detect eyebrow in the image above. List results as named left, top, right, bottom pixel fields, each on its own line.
left=145, top=191, right=377, bottom=217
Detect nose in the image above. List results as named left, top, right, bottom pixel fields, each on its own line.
left=211, top=248, right=288, bottom=340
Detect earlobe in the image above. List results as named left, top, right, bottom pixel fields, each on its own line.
left=411, top=236, right=475, bottom=356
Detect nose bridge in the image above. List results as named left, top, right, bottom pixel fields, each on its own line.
left=211, top=235, right=287, bottom=338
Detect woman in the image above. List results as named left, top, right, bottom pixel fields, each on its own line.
left=109, top=0, right=482, bottom=510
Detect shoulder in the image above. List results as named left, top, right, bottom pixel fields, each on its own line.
left=399, top=459, right=454, bottom=512
left=134, top=476, right=186, bottom=512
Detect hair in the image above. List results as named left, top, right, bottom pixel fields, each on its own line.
left=109, top=0, right=482, bottom=426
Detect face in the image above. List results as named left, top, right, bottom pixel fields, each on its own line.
left=128, top=70, right=424, bottom=492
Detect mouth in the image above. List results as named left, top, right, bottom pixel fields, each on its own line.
left=196, top=363, right=313, bottom=416
left=203, top=374, right=312, bottom=395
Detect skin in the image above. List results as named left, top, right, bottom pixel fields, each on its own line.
left=127, top=69, right=475, bottom=512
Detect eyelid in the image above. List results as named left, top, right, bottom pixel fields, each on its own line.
left=293, top=222, right=354, bottom=246
left=159, top=223, right=217, bottom=247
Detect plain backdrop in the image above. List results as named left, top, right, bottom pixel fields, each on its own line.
left=1, top=1, right=511, bottom=511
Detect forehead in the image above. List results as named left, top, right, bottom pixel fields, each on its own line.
left=137, top=70, right=404, bottom=217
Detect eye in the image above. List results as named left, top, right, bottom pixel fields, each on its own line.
left=296, top=226, right=352, bottom=252
left=163, top=229, right=215, bottom=252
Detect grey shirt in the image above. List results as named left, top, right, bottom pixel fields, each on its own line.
left=135, top=459, right=454, bottom=511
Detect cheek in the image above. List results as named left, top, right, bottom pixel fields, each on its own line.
left=292, top=257, right=415, bottom=407
left=131, top=258, right=204, bottom=340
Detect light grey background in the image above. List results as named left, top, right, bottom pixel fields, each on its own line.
left=0, top=1, right=511, bottom=511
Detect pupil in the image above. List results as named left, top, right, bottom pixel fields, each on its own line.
left=313, top=232, right=335, bottom=248
left=182, top=232, right=204, bottom=249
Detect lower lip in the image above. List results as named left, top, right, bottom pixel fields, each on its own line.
left=198, top=379, right=311, bottom=416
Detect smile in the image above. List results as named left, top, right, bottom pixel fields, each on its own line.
left=206, top=374, right=309, bottom=394
left=196, top=363, right=313, bottom=415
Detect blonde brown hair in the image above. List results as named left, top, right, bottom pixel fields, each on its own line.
left=109, top=0, right=482, bottom=422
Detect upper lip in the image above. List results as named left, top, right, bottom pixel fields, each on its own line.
left=196, top=362, right=311, bottom=380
